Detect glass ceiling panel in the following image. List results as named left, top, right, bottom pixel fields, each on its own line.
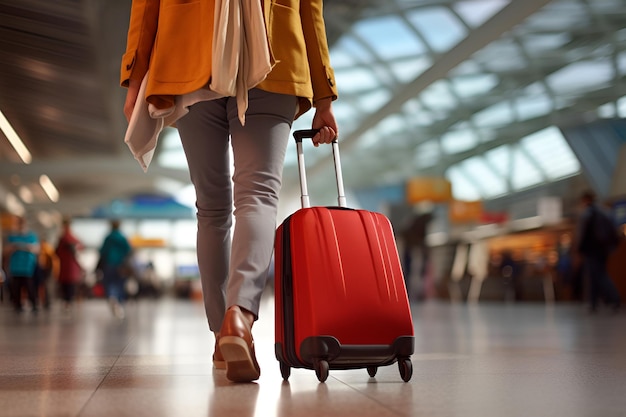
left=352, top=15, right=426, bottom=61
left=355, top=89, right=393, bottom=114
left=522, top=33, right=571, bottom=54
left=421, top=80, right=458, bottom=112
left=451, top=73, right=499, bottom=99
left=453, top=0, right=509, bottom=28
left=406, top=7, right=467, bottom=53
left=451, top=59, right=483, bottom=76
left=515, top=93, right=553, bottom=121
left=589, top=0, right=626, bottom=13
left=441, top=124, right=479, bottom=154
left=461, top=156, right=507, bottom=198
left=485, top=145, right=511, bottom=178
left=413, top=140, right=440, bottom=169
left=354, top=129, right=380, bottom=150
left=524, top=1, right=590, bottom=32
left=524, top=81, right=548, bottom=96
left=617, top=51, right=626, bottom=75
left=618, top=96, right=626, bottom=118
left=390, top=57, right=432, bottom=83
left=377, top=114, right=408, bottom=138
left=403, top=98, right=436, bottom=126
left=477, top=38, right=528, bottom=72
left=402, top=98, right=422, bottom=114
left=510, top=148, right=543, bottom=190
left=331, top=37, right=374, bottom=67
left=473, top=102, right=514, bottom=128
left=333, top=67, right=381, bottom=94
left=370, top=63, right=398, bottom=87
left=546, top=60, right=614, bottom=95
left=447, top=166, right=482, bottom=201
left=519, top=126, right=581, bottom=180
left=478, top=128, right=497, bottom=143
left=597, top=102, right=617, bottom=119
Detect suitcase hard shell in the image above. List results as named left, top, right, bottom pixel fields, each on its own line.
left=274, top=130, right=415, bottom=382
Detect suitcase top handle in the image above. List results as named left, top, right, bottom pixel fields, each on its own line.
left=292, top=129, right=347, bottom=209
left=293, top=129, right=330, bottom=142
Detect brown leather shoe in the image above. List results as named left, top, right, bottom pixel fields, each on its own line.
left=213, top=335, right=226, bottom=370
left=218, top=306, right=260, bottom=382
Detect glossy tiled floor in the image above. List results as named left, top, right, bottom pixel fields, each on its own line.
left=1, top=292, right=625, bottom=417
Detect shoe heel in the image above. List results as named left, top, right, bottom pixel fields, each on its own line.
left=219, top=336, right=260, bottom=382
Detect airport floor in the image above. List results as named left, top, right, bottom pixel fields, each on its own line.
left=1, top=293, right=625, bottom=417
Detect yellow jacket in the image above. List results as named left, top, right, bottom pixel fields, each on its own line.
left=120, top=0, right=338, bottom=118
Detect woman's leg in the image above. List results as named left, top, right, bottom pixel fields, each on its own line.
left=176, top=98, right=232, bottom=332
left=226, top=88, right=296, bottom=318
left=217, top=89, right=296, bottom=382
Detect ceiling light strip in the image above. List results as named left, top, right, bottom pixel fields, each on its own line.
left=0, top=110, right=32, bottom=164
left=39, top=175, right=59, bottom=202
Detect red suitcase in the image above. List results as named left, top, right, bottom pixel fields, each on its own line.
left=274, top=129, right=415, bottom=382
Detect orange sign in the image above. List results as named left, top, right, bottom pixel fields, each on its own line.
left=449, top=200, right=483, bottom=223
left=1, top=213, right=18, bottom=232
left=406, top=177, right=452, bottom=203
left=130, top=235, right=166, bottom=248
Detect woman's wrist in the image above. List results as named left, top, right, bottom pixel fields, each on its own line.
left=314, top=97, right=333, bottom=109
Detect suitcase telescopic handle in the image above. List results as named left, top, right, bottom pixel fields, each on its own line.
left=293, top=129, right=347, bottom=209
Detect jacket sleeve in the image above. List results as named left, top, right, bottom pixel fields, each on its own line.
left=120, top=0, right=160, bottom=87
left=300, top=0, right=338, bottom=104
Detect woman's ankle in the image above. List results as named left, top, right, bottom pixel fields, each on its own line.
left=228, top=305, right=255, bottom=328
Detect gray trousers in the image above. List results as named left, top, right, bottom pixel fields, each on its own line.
left=176, top=88, right=297, bottom=332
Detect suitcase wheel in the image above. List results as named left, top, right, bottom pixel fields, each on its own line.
left=367, top=366, right=377, bottom=377
left=314, top=359, right=329, bottom=383
left=280, top=361, right=291, bottom=381
left=398, top=358, right=413, bottom=382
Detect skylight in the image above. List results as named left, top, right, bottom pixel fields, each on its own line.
left=407, top=7, right=467, bottom=53
left=520, top=127, right=581, bottom=180
left=547, top=60, right=614, bottom=95
left=447, top=165, right=482, bottom=201
left=461, top=156, right=507, bottom=198
left=352, top=15, right=426, bottom=60
left=441, top=126, right=479, bottom=154
left=453, top=0, right=509, bottom=28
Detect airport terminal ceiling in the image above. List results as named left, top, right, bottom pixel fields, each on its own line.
left=1, top=0, right=626, bottom=222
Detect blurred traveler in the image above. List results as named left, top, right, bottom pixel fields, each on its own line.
left=37, top=236, right=60, bottom=310
left=55, top=218, right=84, bottom=312
left=401, top=210, right=433, bottom=300
left=499, top=249, right=522, bottom=302
left=140, top=261, right=161, bottom=299
left=121, top=0, right=338, bottom=382
left=556, top=233, right=583, bottom=300
left=97, top=220, right=132, bottom=319
left=3, top=216, right=40, bottom=313
left=0, top=268, right=6, bottom=302
left=576, top=190, right=621, bottom=313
